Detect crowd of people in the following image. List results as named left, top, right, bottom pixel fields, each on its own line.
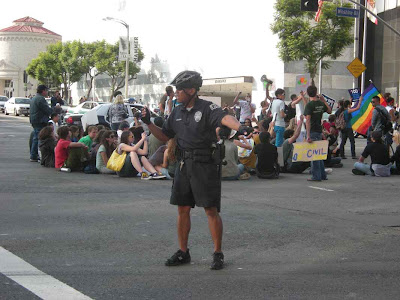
left=221, top=83, right=400, bottom=180
left=28, top=83, right=400, bottom=181
left=26, top=72, right=400, bottom=271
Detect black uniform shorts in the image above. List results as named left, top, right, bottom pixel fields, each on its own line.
left=170, top=158, right=221, bottom=212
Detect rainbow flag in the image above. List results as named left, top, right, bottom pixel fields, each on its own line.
left=351, top=84, right=386, bottom=135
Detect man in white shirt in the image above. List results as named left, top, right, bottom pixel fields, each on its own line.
left=233, top=92, right=256, bottom=123
left=270, top=88, right=286, bottom=147
left=290, top=91, right=308, bottom=142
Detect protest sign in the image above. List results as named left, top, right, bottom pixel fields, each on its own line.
left=292, top=140, right=329, bottom=162
left=348, top=88, right=361, bottom=100
left=322, top=94, right=336, bottom=109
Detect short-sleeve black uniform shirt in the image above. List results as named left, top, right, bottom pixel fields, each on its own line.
left=162, top=98, right=227, bottom=150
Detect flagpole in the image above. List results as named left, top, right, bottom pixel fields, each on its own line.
left=318, top=40, right=323, bottom=92
left=361, top=2, right=367, bottom=94
left=353, top=0, right=360, bottom=89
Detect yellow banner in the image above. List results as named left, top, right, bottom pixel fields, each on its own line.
left=292, top=141, right=329, bottom=162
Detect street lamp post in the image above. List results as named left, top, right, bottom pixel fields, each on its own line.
left=103, top=17, right=130, bottom=99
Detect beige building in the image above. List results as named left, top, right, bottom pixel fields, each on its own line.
left=0, top=17, right=61, bottom=97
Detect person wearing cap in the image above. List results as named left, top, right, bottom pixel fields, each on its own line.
left=29, top=85, right=52, bottom=162
left=141, top=71, right=253, bottom=270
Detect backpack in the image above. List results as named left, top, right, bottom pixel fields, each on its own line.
left=335, top=111, right=346, bottom=130
left=377, top=107, right=393, bottom=133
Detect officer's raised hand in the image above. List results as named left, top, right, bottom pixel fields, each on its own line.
left=238, top=124, right=253, bottom=137
left=141, top=106, right=151, bottom=124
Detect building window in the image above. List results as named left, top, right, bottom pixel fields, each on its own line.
left=5, top=80, right=12, bottom=88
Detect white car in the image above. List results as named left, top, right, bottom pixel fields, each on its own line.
left=0, top=95, right=8, bottom=112
left=4, top=97, right=31, bottom=116
left=81, top=103, right=159, bottom=134
left=66, top=101, right=107, bottom=115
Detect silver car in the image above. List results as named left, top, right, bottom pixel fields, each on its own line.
left=0, top=95, right=8, bottom=113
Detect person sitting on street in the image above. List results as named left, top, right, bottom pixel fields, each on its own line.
left=217, top=127, right=248, bottom=180
left=39, top=126, right=57, bottom=168
left=69, top=125, right=82, bottom=142
left=324, top=125, right=342, bottom=168
left=96, top=130, right=117, bottom=174
left=281, top=116, right=311, bottom=173
left=390, top=130, right=400, bottom=175
left=154, top=138, right=178, bottom=180
left=117, top=131, right=165, bottom=179
left=131, top=125, right=146, bottom=146
left=148, top=117, right=166, bottom=158
left=237, top=130, right=256, bottom=174
left=48, top=113, right=59, bottom=138
left=78, top=125, right=98, bottom=150
left=55, top=126, right=89, bottom=171
left=352, top=131, right=391, bottom=177
left=254, top=132, right=279, bottom=179
left=117, top=121, right=130, bottom=142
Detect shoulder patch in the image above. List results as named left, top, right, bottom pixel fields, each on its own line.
left=209, top=103, right=220, bottom=111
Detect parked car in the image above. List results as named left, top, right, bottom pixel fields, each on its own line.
left=80, top=103, right=159, bottom=132
left=66, top=101, right=107, bottom=115
left=0, top=95, right=8, bottom=113
left=4, top=97, right=31, bottom=116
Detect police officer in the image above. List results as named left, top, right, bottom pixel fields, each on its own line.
left=141, top=71, right=252, bottom=270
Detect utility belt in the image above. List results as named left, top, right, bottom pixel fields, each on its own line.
left=177, top=143, right=225, bottom=165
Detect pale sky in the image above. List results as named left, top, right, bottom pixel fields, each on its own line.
left=2, top=0, right=284, bottom=100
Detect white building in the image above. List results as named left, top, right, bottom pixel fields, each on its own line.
left=0, top=17, right=61, bottom=97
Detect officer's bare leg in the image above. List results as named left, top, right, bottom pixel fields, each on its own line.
left=204, top=207, right=223, bottom=253
left=177, top=206, right=191, bottom=251
left=129, top=152, right=144, bottom=173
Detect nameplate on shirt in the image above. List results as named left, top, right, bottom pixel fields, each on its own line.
left=292, top=140, right=328, bottom=162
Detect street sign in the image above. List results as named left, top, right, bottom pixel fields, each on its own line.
left=347, top=58, right=366, bottom=78
left=336, top=7, right=360, bottom=18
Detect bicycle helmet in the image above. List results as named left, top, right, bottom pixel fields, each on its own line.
left=170, top=71, right=203, bottom=91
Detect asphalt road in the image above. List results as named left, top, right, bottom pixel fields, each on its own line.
left=1, top=114, right=399, bottom=299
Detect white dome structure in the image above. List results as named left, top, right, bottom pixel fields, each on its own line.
left=0, top=17, right=61, bottom=97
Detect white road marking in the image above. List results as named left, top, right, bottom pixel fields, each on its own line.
left=0, top=247, right=92, bottom=300
left=308, top=186, right=334, bottom=192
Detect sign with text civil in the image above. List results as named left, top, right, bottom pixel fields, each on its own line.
left=292, top=140, right=329, bottom=162
left=347, top=58, right=366, bottom=78
left=336, top=7, right=360, bottom=18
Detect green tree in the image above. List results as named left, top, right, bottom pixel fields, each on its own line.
left=94, top=42, right=144, bottom=101
left=271, top=0, right=353, bottom=85
left=81, top=41, right=106, bottom=100
left=26, top=41, right=87, bottom=102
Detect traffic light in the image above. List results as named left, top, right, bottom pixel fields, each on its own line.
left=300, top=0, right=319, bottom=12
